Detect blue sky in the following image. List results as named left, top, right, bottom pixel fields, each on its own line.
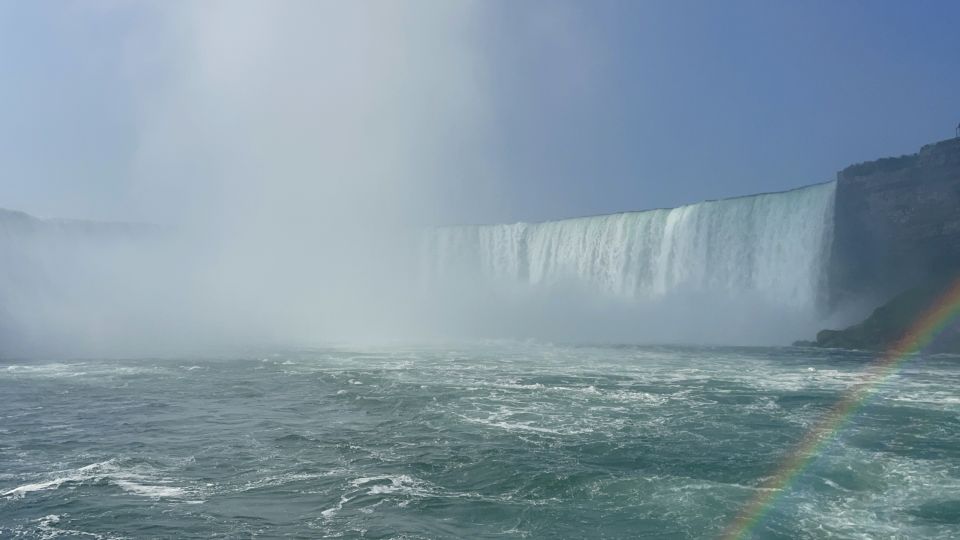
left=1, top=1, right=958, bottom=223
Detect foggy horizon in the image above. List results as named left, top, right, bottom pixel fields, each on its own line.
left=3, top=1, right=958, bottom=356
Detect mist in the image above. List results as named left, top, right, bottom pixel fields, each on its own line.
left=124, top=1, right=472, bottom=348
left=0, top=1, right=848, bottom=357
left=1, top=1, right=499, bottom=356
left=416, top=269, right=839, bottom=348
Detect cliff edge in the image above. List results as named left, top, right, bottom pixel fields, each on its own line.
left=829, top=137, right=960, bottom=310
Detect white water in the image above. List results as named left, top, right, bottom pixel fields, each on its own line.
left=421, top=182, right=836, bottom=314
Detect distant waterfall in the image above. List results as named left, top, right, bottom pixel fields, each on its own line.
left=421, top=182, right=836, bottom=312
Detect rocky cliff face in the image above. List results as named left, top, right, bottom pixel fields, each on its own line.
left=829, top=138, right=960, bottom=312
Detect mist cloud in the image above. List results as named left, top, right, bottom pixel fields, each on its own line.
left=2, top=1, right=503, bottom=356
left=124, top=1, right=497, bottom=345
left=0, top=2, right=841, bottom=357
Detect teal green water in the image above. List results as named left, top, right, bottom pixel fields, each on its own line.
left=2, top=344, right=959, bottom=538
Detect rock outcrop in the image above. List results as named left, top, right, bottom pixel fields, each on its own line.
left=829, top=137, right=960, bottom=310
left=796, top=277, right=960, bottom=353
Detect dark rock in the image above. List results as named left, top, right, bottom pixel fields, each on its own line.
left=829, top=138, right=960, bottom=311
left=801, top=277, right=960, bottom=352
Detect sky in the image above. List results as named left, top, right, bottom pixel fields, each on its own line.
left=1, top=0, right=959, bottom=225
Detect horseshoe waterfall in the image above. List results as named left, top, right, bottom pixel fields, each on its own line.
left=421, top=182, right=837, bottom=314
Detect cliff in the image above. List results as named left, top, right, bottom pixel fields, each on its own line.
left=829, top=137, right=960, bottom=310
left=0, top=207, right=157, bottom=237
left=794, top=137, right=960, bottom=351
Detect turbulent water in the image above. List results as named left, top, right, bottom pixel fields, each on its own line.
left=421, top=183, right=836, bottom=311
left=3, top=343, right=959, bottom=539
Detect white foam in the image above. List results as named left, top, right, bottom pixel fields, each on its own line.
left=321, top=494, right=354, bottom=518
left=3, top=459, right=192, bottom=501
left=2, top=477, right=71, bottom=497
left=457, top=414, right=594, bottom=435
left=29, top=514, right=118, bottom=540
left=2, top=362, right=170, bottom=380
left=112, top=479, right=186, bottom=498
left=350, top=474, right=434, bottom=497
left=606, top=389, right=668, bottom=405
left=791, top=441, right=960, bottom=539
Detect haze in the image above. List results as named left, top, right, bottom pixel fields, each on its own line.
left=1, top=1, right=958, bottom=355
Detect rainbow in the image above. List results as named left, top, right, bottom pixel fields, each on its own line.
left=721, top=276, right=960, bottom=540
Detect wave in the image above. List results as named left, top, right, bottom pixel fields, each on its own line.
left=2, top=459, right=191, bottom=501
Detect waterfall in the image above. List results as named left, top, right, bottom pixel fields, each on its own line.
left=421, top=182, right=836, bottom=312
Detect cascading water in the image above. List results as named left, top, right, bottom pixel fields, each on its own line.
left=421, top=181, right=836, bottom=314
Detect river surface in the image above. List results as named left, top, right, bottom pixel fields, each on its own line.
left=2, top=344, right=959, bottom=538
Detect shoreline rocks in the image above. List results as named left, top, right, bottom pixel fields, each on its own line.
left=796, top=277, right=960, bottom=353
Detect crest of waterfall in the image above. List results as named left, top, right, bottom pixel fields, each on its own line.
left=421, top=182, right=836, bottom=312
